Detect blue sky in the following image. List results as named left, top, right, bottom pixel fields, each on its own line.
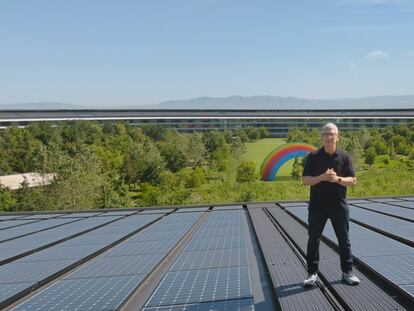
left=1, top=0, right=414, bottom=107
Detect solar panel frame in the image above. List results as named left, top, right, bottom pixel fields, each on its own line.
left=143, top=298, right=255, bottom=311
left=370, top=198, right=405, bottom=203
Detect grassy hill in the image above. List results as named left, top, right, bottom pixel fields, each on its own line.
left=242, top=138, right=297, bottom=179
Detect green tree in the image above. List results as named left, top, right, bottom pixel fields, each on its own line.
left=31, top=144, right=121, bottom=210
left=237, top=160, right=258, bottom=183
left=291, top=157, right=302, bottom=181
left=122, top=141, right=164, bottom=185
left=365, top=147, right=377, bottom=166
left=245, top=126, right=261, bottom=140
left=0, top=185, right=15, bottom=212
left=158, top=132, right=188, bottom=173
left=231, top=136, right=247, bottom=164
left=142, top=125, right=166, bottom=141
left=258, top=127, right=269, bottom=138
left=187, top=132, right=206, bottom=168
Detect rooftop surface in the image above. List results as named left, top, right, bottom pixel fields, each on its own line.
left=0, top=196, right=413, bottom=310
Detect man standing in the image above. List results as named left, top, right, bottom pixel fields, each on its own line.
left=302, top=123, right=360, bottom=287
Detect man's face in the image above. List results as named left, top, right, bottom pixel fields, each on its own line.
left=322, top=128, right=339, bottom=149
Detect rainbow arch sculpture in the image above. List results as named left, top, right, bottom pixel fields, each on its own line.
left=261, top=142, right=317, bottom=181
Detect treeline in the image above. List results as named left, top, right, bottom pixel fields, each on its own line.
left=0, top=122, right=268, bottom=211
left=0, top=122, right=413, bottom=212
left=287, top=124, right=414, bottom=169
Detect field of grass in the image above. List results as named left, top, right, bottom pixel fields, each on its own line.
left=242, top=138, right=298, bottom=178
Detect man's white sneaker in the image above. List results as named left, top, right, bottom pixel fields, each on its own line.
left=342, top=272, right=360, bottom=285
left=303, top=273, right=318, bottom=287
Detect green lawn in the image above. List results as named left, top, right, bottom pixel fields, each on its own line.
left=243, top=138, right=298, bottom=178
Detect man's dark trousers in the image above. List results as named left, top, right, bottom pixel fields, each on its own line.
left=307, top=206, right=353, bottom=274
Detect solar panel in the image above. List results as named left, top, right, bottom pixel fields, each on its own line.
left=58, top=212, right=103, bottom=218
left=0, top=215, right=27, bottom=221
left=142, top=208, right=253, bottom=309
left=20, top=213, right=64, bottom=219
left=184, top=235, right=247, bottom=252
left=0, top=218, right=77, bottom=242
left=7, top=212, right=204, bottom=310
left=0, top=283, right=33, bottom=304
left=171, top=248, right=249, bottom=271
left=17, top=244, right=102, bottom=262
left=98, top=210, right=139, bottom=216
left=400, top=196, right=414, bottom=202
left=360, top=254, right=414, bottom=286
left=104, top=240, right=175, bottom=257
left=5, top=214, right=157, bottom=259
left=65, top=254, right=164, bottom=278
left=351, top=238, right=413, bottom=257
left=0, top=259, right=74, bottom=283
left=146, top=266, right=252, bottom=307
left=348, top=206, right=414, bottom=239
left=194, top=225, right=248, bottom=239
left=140, top=209, right=174, bottom=214
left=391, top=201, right=414, bottom=210
left=353, top=202, right=414, bottom=221
left=213, top=205, right=243, bottom=210
left=12, top=274, right=146, bottom=311
left=143, top=298, right=254, bottom=311
left=176, top=207, right=209, bottom=213
left=371, top=198, right=405, bottom=203
left=0, top=219, right=38, bottom=230
left=347, top=199, right=372, bottom=204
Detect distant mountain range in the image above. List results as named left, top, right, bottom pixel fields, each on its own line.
left=1, top=95, right=414, bottom=110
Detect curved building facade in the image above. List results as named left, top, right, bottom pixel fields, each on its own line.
left=0, top=109, right=413, bottom=136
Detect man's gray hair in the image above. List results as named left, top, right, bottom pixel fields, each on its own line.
left=322, top=123, right=339, bottom=134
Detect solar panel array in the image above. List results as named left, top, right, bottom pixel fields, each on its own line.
left=284, top=197, right=414, bottom=298
left=0, top=214, right=124, bottom=263
left=144, top=208, right=254, bottom=310
left=0, top=218, right=78, bottom=242
left=10, top=212, right=203, bottom=310
left=349, top=205, right=414, bottom=242
left=0, top=197, right=413, bottom=310
left=1, top=213, right=163, bottom=307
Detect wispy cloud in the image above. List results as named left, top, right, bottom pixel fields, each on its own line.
left=366, top=50, right=389, bottom=60
left=406, top=50, right=414, bottom=57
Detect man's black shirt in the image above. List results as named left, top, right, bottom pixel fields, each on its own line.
left=302, top=148, right=355, bottom=210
